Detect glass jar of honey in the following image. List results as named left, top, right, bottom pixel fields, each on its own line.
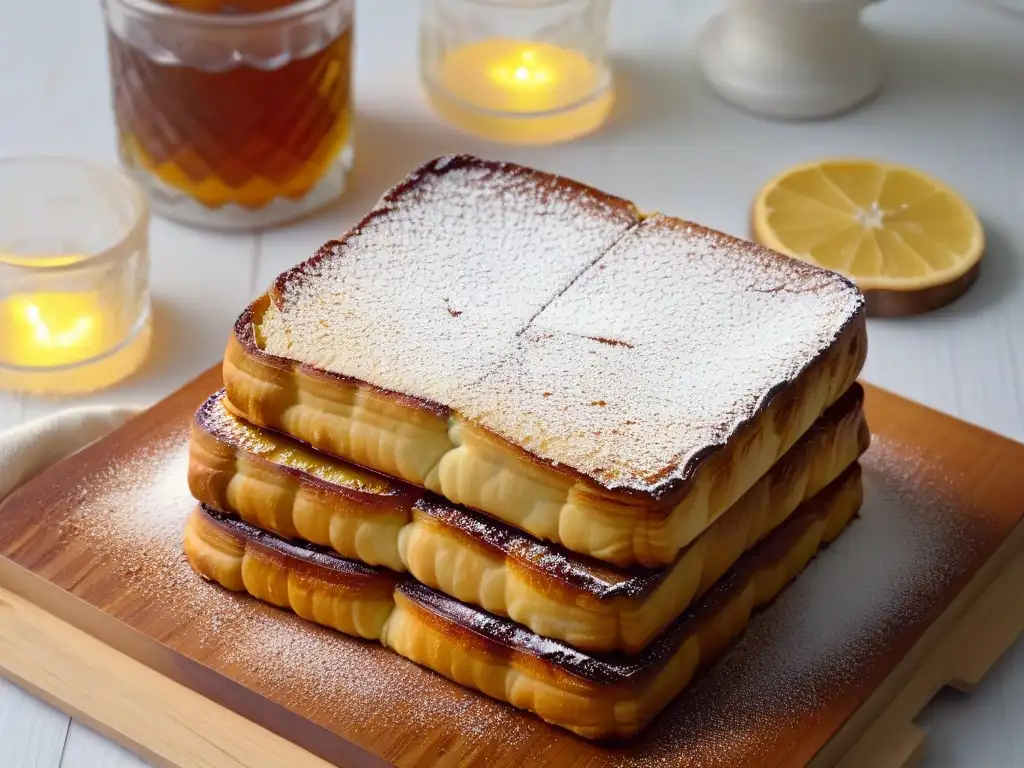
left=102, top=0, right=354, bottom=230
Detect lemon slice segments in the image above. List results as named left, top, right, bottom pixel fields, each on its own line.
left=752, top=159, right=985, bottom=296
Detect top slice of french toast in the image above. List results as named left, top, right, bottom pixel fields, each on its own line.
left=254, top=155, right=864, bottom=499
left=260, top=154, right=640, bottom=403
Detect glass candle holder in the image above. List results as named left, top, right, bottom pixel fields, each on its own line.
left=102, top=0, right=355, bottom=231
left=420, top=0, right=614, bottom=145
left=0, top=158, right=151, bottom=395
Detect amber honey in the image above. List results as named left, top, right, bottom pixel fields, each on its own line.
left=104, top=0, right=353, bottom=223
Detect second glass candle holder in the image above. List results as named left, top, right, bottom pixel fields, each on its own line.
left=420, top=0, right=614, bottom=145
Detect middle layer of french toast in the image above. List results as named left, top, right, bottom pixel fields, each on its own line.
left=189, top=383, right=867, bottom=653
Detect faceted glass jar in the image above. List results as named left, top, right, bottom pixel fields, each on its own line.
left=420, top=0, right=613, bottom=144
left=102, top=0, right=355, bottom=230
left=0, top=158, right=151, bottom=395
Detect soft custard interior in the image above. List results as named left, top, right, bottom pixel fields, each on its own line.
left=222, top=305, right=866, bottom=567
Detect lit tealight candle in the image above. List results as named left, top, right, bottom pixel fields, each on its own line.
left=443, top=40, right=599, bottom=113
left=0, top=289, right=110, bottom=369
left=0, top=158, right=151, bottom=395
left=425, top=34, right=613, bottom=144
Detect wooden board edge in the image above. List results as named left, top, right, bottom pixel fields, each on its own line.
left=810, top=515, right=1024, bottom=767
left=0, top=584, right=336, bottom=768
left=1, top=526, right=1021, bottom=768
left=0, top=554, right=391, bottom=768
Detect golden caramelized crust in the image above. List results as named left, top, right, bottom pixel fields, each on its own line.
left=190, top=382, right=866, bottom=651
left=185, top=466, right=864, bottom=739
left=401, top=384, right=868, bottom=652
left=223, top=155, right=866, bottom=567
left=189, top=390, right=421, bottom=570
left=386, top=465, right=863, bottom=740
left=184, top=506, right=399, bottom=639
left=225, top=298, right=865, bottom=567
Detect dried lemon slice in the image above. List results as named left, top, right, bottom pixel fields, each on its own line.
left=753, top=159, right=984, bottom=315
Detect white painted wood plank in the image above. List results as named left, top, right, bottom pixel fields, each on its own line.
left=0, top=1, right=115, bottom=161
left=0, top=679, right=69, bottom=768
left=0, top=395, right=25, bottom=432
left=918, top=638, right=1024, bottom=767
left=60, top=723, right=147, bottom=768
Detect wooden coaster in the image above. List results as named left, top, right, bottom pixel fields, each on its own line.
left=862, top=262, right=982, bottom=318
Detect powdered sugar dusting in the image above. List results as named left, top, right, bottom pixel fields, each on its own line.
left=601, top=435, right=994, bottom=767
left=465, top=216, right=861, bottom=491
left=260, top=155, right=638, bottom=407
left=257, top=157, right=862, bottom=495
left=64, top=427, right=196, bottom=597
left=60, top=426, right=538, bottom=753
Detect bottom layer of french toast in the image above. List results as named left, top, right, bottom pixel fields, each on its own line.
left=189, top=383, right=868, bottom=653
left=184, top=464, right=863, bottom=739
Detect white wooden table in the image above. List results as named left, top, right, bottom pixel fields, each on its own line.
left=1, top=0, right=1022, bottom=765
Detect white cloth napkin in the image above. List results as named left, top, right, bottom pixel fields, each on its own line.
left=0, top=406, right=143, bottom=503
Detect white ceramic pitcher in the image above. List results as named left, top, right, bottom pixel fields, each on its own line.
left=696, top=0, right=885, bottom=119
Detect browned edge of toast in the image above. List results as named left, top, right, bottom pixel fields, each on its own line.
left=196, top=506, right=399, bottom=591
left=190, top=388, right=424, bottom=515
left=226, top=154, right=866, bottom=506
left=268, top=155, right=641, bottom=316
left=193, top=463, right=863, bottom=687
left=413, top=382, right=869, bottom=601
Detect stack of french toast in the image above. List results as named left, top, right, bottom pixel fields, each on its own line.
left=184, top=155, right=869, bottom=739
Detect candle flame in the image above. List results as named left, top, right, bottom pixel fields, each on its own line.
left=432, top=38, right=613, bottom=143
left=23, top=301, right=96, bottom=348
left=491, top=47, right=552, bottom=89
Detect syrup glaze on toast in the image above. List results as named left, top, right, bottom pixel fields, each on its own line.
left=193, top=389, right=418, bottom=505
left=250, top=155, right=864, bottom=500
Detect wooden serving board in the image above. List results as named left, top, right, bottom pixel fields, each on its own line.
left=1, top=367, right=1023, bottom=768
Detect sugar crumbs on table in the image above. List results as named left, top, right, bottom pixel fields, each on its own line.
left=63, top=427, right=534, bottom=746
left=607, top=436, right=990, bottom=767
